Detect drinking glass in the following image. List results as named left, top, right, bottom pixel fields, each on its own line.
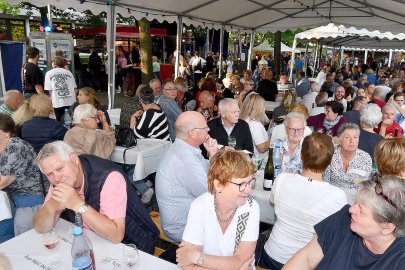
left=43, top=228, right=62, bottom=269
left=228, top=136, right=236, bottom=148
left=122, top=244, right=139, bottom=269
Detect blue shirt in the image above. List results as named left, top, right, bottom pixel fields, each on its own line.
left=155, top=138, right=209, bottom=242
left=158, top=95, right=182, bottom=141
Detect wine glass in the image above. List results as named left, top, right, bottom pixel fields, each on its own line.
left=122, top=244, right=139, bottom=269
left=228, top=136, right=237, bottom=148
left=43, top=228, right=62, bottom=268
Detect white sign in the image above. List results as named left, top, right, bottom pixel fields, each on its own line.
left=50, top=39, right=73, bottom=61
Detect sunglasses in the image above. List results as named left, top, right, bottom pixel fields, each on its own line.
left=372, top=174, right=397, bottom=209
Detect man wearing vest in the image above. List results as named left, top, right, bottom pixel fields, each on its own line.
left=33, top=141, right=158, bottom=253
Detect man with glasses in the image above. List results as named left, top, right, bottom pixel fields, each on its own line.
left=156, top=111, right=218, bottom=243
left=328, top=85, right=347, bottom=112
left=158, top=80, right=182, bottom=141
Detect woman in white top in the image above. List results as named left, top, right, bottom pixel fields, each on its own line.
left=257, top=133, right=347, bottom=270
left=240, top=94, right=269, bottom=166
left=177, top=149, right=259, bottom=270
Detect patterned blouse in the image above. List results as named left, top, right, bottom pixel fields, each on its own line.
left=0, top=137, right=42, bottom=196
left=280, top=138, right=303, bottom=174
left=323, top=146, right=372, bottom=190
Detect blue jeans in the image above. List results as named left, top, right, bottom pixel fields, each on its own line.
left=122, top=164, right=149, bottom=194
left=258, top=250, right=284, bottom=270
left=0, top=194, right=43, bottom=243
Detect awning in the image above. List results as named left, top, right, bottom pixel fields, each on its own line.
left=71, top=26, right=168, bottom=38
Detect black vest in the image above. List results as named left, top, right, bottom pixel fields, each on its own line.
left=64, top=155, right=159, bottom=254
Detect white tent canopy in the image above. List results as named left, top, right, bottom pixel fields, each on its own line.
left=253, top=41, right=300, bottom=53
left=6, top=0, right=405, bottom=34
left=295, top=23, right=405, bottom=51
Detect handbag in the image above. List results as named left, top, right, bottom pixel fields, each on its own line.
left=0, top=190, right=12, bottom=221
left=115, top=127, right=137, bottom=148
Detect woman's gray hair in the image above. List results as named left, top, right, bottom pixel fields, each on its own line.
left=337, top=123, right=360, bottom=138
left=356, top=175, right=405, bottom=238
left=37, top=141, right=74, bottom=169
left=218, top=98, right=239, bottom=113
left=382, top=103, right=396, bottom=114
left=73, top=104, right=97, bottom=124
left=284, top=112, right=306, bottom=127
left=360, top=103, right=382, bottom=128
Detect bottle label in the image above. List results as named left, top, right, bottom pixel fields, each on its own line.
left=274, top=165, right=281, bottom=178
left=263, top=179, right=273, bottom=189
left=73, top=257, right=93, bottom=270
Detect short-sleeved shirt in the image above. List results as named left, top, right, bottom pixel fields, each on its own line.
left=182, top=192, right=259, bottom=258
left=245, top=118, right=269, bottom=161
left=315, top=205, right=405, bottom=269
left=0, top=137, right=42, bottom=196
left=44, top=171, right=127, bottom=228
left=280, top=138, right=303, bottom=174
left=22, top=62, right=44, bottom=94
left=323, top=146, right=372, bottom=189
left=44, top=67, right=77, bottom=108
left=374, top=122, right=403, bottom=137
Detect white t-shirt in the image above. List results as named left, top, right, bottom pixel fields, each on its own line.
left=182, top=192, right=260, bottom=259
left=44, top=67, right=77, bottom=108
left=265, top=173, right=347, bottom=264
left=245, top=118, right=269, bottom=161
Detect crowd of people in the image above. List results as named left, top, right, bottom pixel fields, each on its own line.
left=1, top=45, right=405, bottom=269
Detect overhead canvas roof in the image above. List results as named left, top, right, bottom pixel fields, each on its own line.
left=6, top=0, right=405, bottom=34
left=253, top=40, right=300, bottom=52
left=295, top=23, right=405, bottom=51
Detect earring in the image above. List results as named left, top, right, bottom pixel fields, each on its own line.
left=218, top=190, right=222, bottom=194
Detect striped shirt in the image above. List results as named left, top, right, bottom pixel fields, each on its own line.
left=133, top=108, right=170, bottom=141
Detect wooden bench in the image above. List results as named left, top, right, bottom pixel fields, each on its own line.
left=149, top=211, right=178, bottom=256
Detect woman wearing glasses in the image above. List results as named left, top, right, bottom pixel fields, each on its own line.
left=176, top=149, right=259, bottom=270
left=284, top=175, right=405, bottom=270
left=257, top=133, right=347, bottom=270
left=63, top=104, right=115, bottom=159
left=323, top=123, right=372, bottom=204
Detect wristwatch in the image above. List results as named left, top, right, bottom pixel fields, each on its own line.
left=196, top=253, right=204, bottom=266
left=77, top=204, right=88, bottom=215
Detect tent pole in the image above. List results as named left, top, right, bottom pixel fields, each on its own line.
left=238, top=31, right=242, bottom=61
left=247, top=30, right=255, bottom=71
left=364, top=50, right=368, bottom=64
left=174, top=15, right=182, bottom=79
left=205, top=28, right=209, bottom=58
left=318, top=45, right=323, bottom=70
left=313, top=42, right=319, bottom=71
left=388, top=49, right=393, bottom=67
left=339, top=46, right=344, bottom=66
left=304, top=42, right=309, bottom=77
left=289, top=37, right=297, bottom=82
left=219, top=24, right=224, bottom=78
left=106, top=2, right=116, bottom=110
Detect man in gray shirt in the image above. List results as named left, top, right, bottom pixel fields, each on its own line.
left=343, top=96, right=366, bottom=126
left=156, top=111, right=218, bottom=242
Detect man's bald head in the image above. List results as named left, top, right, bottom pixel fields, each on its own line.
left=175, top=111, right=209, bottom=147
left=4, top=90, right=23, bottom=111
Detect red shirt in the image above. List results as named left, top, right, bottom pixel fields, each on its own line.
left=370, top=98, right=386, bottom=110
left=374, top=122, right=403, bottom=137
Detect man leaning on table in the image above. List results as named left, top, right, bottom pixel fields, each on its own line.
left=33, top=141, right=127, bottom=243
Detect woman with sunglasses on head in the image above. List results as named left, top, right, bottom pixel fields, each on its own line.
left=284, top=174, right=405, bottom=270
left=63, top=104, right=115, bottom=159
left=176, top=149, right=259, bottom=270
left=257, top=133, right=347, bottom=270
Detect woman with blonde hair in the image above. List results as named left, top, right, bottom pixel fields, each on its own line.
left=20, top=94, right=67, bottom=152
left=64, top=104, right=115, bottom=159
left=69, top=87, right=110, bottom=126
left=374, top=138, right=405, bottom=178
left=11, top=100, right=33, bottom=134
left=272, top=90, right=297, bottom=120
left=177, top=149, right=259, bottom=270
left=240, top=94, right=270, bottom=162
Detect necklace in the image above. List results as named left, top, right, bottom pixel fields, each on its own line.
left=214, top=197, right=238, bottom=223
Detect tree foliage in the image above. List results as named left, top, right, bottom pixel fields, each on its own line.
left=229, top=28, right=306, bottom=47
left=0, top=0, right=20, bottom=16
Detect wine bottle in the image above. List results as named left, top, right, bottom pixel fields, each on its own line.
left=263, top=148, right=274, bottom=191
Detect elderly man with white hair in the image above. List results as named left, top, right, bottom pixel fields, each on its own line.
left=358, top=103, right=384, bottom=163
left=207, top=98, right=254, bottom=153
left=375, top=104, right=403, bottom=138
left=0, top=90, right=23, bottom=115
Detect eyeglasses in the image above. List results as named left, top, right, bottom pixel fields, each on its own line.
left=193, top=126, right=209, bottom=130
left=287, top=127, right=304, bottom=133
left=373, top=174, right=397, bottom=209
left=228, top=178, right=256, bottom=192
left=164, top=88, right=177, bottom=91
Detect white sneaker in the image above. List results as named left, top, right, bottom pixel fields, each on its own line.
left=141, top=188, right=154, bottom=204
left=145, top=180, right=153, bottom=188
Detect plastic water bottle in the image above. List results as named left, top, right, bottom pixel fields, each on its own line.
left=72, top=214, right=93, bottom=270
left=63, top=108, right=72, bottom=129
left=273, top=140, right=282, bottom=178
